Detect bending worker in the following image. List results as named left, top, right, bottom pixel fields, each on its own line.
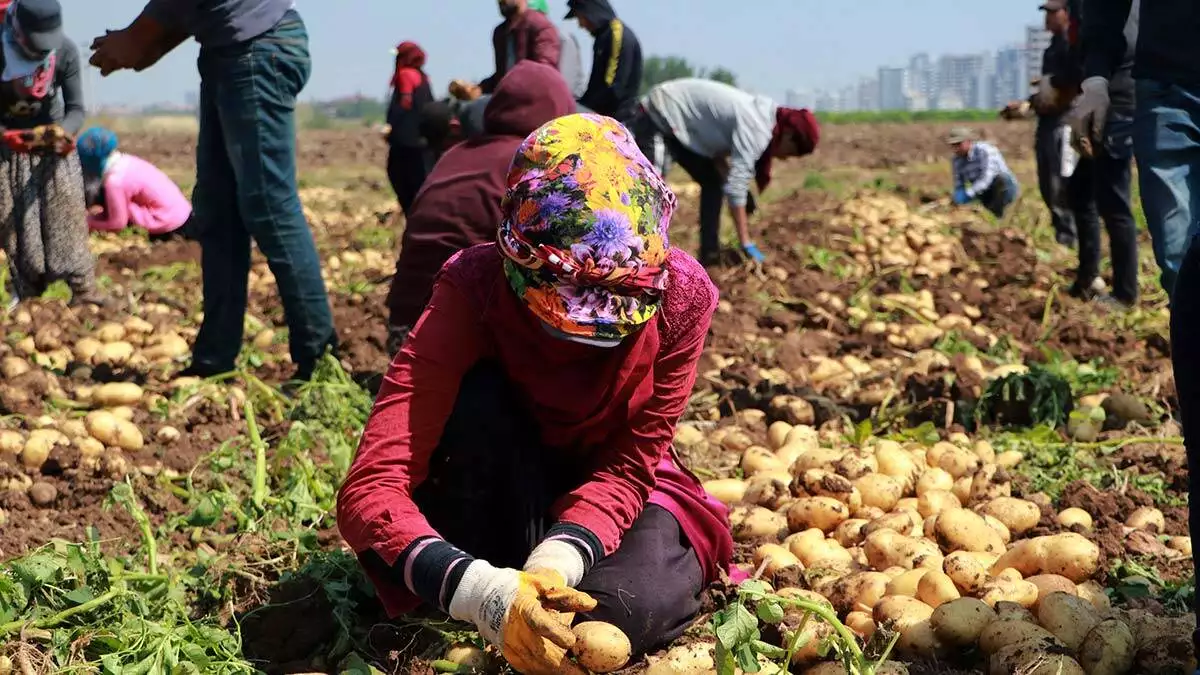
left=948, top=128, right=1020, bottom=218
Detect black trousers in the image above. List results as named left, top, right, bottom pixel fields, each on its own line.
left=1171, top=238, right=1200, bottom=654
left=410, top=364, right=704, bottom=658
left=629, top=109, right=756, bottom=264
left=1068, top=112, right=1139, bottom=304
left=1035, top=117, right=1076, bottom=243
left=387, top=145, right=431, bottom=216
left=977, top=175, right=1018, bottom=218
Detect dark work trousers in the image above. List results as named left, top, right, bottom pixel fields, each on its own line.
left=1173, top=237, right=1200, bottom=657
left=387, top=145, right=431, bottom=217
left=978, top=173, right=1019, bottom=218
left=1068, top=112, right=1139, bottom=305
left=190, top=11, right=336, bottom=379
left=629, top=108, right=756, bottom=265
left=1035, top=116, right=1077, bottom=244
left=409, top=363, right=705, bottom=658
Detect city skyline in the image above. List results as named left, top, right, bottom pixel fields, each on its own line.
left=786, top=23, right=1052, bottom=113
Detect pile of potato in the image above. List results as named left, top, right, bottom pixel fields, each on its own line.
left=832, top=195, right=968, bottom=280
left=695, top=418, right=1195, bottom=673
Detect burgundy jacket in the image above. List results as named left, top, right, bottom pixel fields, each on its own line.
left=480, top=10, right=562, bottom=93
left=386, top=61, right=577, bottom=330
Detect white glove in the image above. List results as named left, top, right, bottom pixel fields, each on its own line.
left=1068, top=77, right=1111, bottom=143
left=523, top=539, right=587, bottom=587
left=448, top=560, right=520, bottom=647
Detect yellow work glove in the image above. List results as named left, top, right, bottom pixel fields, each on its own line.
left=448, top=562, right=596, bottom=675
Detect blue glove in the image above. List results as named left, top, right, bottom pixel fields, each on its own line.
left=952, top=188, right=970, bottom=205
left=742, top=243, right=765, bottom=264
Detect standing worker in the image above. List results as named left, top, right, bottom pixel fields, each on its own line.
left=632, top=79, right=820, bottom=266
left=1072, top=2, right=1200, bottom=657
left=385, top=41, right=435, bottom=217
left=1032, top=0, right=1078, bottom=248
left=565, top=0, right=643, bottom=123
left=0, top=0, right=102, bottom=308
left=89, top=0, right=337, bottom=382
left=529, top=0, right=585, bottom=98
left=479, top=0, right=561, bottom=94
left=948, top=128, right=1020, bottom=218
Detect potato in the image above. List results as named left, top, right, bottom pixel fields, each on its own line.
left=845, top=611, right=876, bottom=640
left=969, top=464, right=1010, bottom=503
left=988, top=636, right=1083, bottom=675
left=74, top=436, right=104, bottom=459
left=1, top=356, right=30, bottom=379
left=897, top=619, right=943, bottom=657
left=645, top=642, right=714, bottom=675
left=917, top=490, right=961, bottom=518
left=938, top=447, right=981, bottom=479
left=950, top=476, right=973, bottom=504
left=943, top=551, right=988, bottom=595
left=110, top=406, right=136, bottom=422
left=1074, top=580, right=1111, bottom=615
left=1042, top=533, right=1101, bottom=582
left=1037, top=591, right=1099, bottom=650
left=895, top=497, right=919, bottom=514
left=995, top=450, right=1024, bottom=468
left=754, top=544, right=801, bottom=577
left=994, top=601, right=1034, bottom=622
left=1056, top=507, right=1093, bottom=531
left=917, top=570, right=960, bottom=609
left=934, top=508, right=1006, bottom=554
left=730, top=506, right=787, bottom=541
left=874, top=597, right=936, bottom=654
left=972, top=440, right=996, bottom=463
left=791, top=446, right=844, bottom=474
left=916, top=467, right=953, bottom=496
left=931, top=597, right=996, bottom=646
left=572, top=621, right=631, bottom=673
left=797, top=469, right=860, bottom=509
left=95, top=341, right=136, bottom=367
left=990, top=537, right=1047, bottom=578
left=876, top=443, right=921, bottom=490
left=744, top=473, right=791, bottom=510
left=85, top=410, right=121, bottom=446
left=833, top=518, right=868, bottom=547
left=718, top=428, right=754, bottom=453
left=786, top=531, right=852, bottom=568
left=855, top=473, right=902, bottom=511
left=94, top=322, right=126, bottom=343
left=143, top=333, right=189, bottom=361
left=0, top=430, right=23, bottom=456
left=92, top=382, right=144, bottom=408
left=1078, top=619, right=1134, bottom=675
left=981, top=514, right=1011, bottom=544
left=886, top=569, right=929, bottom=597
left=442, top=644, right=490, bottom=670
left=826, top=571, right=891, bottom=614
left=981, top=579, right=1039, bottom=609
left=767, top=421, right=793, bottom=450
left=783, top=424, right=819, bottom=448
left=1126, top=506, right=1165, bottom=533
left=978, top=497, right=1041, bottom=535
left=995, top=567, right=1023, bottom=583
left=702, top=478, right=747, bottom=506
left=787, top=497, right=849, bottom=533
left=862, top=509, right=920, bottom=537
left=1025, top=575, right=1076, bottom=609
left=979, top=620, right=1059, bottom=655
left=834, top=450, right=877, bottom=480
left=742, top=446, right=788, bottom=476
left=864, top=529, right=940, bottom=570
left=1135, top=635, right=1198, bottom=675
left=1168, top=535, right=1192, bottom=557
left=776, top=587, right=832, bottom=610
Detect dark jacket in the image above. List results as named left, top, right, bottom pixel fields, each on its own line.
left=1073, top=0, right=1138, bottom=112
left=570, top=0, right=643, bottom=122
left=480, top=10, right=562, bottom=94
left=387, top=62, right=577, bottom=329
left=387, top=70, right=435, bottom=149
left=1084, top=0, right=1193, bottom=90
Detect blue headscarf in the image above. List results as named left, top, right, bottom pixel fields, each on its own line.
left=76, top=127, right=118, bottom=178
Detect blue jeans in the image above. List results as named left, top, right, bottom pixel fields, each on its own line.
left=191, top=10, right=335, bottom=377
left=1134, top=79, right=1200, bottom=297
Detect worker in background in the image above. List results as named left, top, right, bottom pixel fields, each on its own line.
left=1032, top=0, right=1078, bottom=248
left=1072, top=1, right=1200, bottom=657
left=76, top=127, right=196, bottom=241
left=948, top=128, right=1020, bottom=218
left=0, top=0, right=101, bottom=308
left=385, top=62, right=576, bottom=354
left=90, top=0, right=337, bottom=382
left=385, top=41, right=435, bottom=216
left=566, top=0, right=643, bottom=124
left=631, top=78, right=819, bottom=266
left=529, top=0, right=585, bottom=97
left=339, top=115, right=732, bottom=675
left=480, top=0, right=561, bottom=94
left=1043, top=0, right=1139, bottom=307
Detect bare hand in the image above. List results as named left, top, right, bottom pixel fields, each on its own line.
left=89, top=28, right=147, bottom=76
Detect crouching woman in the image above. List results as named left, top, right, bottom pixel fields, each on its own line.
left=337, top=114, right=732, bottom=674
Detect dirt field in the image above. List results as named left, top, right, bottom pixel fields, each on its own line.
left=0, top=120, right=1190, bottom=675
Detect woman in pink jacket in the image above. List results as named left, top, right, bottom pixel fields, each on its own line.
left=76, top=127, right=195, bottom=241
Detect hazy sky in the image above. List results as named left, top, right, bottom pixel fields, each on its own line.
left=67, top=1, right=1043, bottom=107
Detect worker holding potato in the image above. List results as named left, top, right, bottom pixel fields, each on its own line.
left=0, top=0, right=101, bottom=307
left=340, top=114, right=733, bottom=674
left=385, top=61, right=577, bottom=354
left=75, top=127, right=196, bottom=241
left=630, top=78, right=820, bottom=266
left=89, top=0, right=337, bottom=382
left=385, top=41, right=435, bottom=216
left=948, top=128, right=1020, bottom=218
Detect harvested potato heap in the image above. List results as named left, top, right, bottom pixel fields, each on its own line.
left=697, top=419, right=1196, bottom=674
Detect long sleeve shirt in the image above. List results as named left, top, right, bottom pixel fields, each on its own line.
left=953, top=142, right=1014, bottom=199
left=1084, top=0, right=1196, bottom=88
left=645, top=79, right=777, bottom=208
left=339, top=244, right=733, bottom=616
left=577, top=19, right=643, bottom=123
left=0, top=38, right=84, bottom=134
left=142, top=0, right=294, bottom=47
left=480, top=11, right=561, bottom=94
left=86, top=154, right=192, bottom=235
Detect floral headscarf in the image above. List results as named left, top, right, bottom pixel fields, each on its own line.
left=498, top=113, right=676, bottom=343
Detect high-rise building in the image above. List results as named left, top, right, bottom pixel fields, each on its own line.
left=857, top=77, right=879, bottom=112
left=839, top=85, right=858, bottom=112
left=786, top=89, right=816, bottom=109
left=907, top=53, right=935, bottom=103
left=1026, top=25, right=1052, bottom=85
left=878, top=67, right=909, bottom=111
left=815, top=91, right=838, bottom=112
left=993, top=46, right=1027, bottom=108
left=936, top=54, right=985, bottom=110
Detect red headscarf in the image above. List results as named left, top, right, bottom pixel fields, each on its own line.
left=391, top=41, right=427, bottom=90
left=755, top=107, right=820, bottom=192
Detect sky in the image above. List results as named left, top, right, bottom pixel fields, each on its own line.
left=67, top=0, right=1044, bottom=107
